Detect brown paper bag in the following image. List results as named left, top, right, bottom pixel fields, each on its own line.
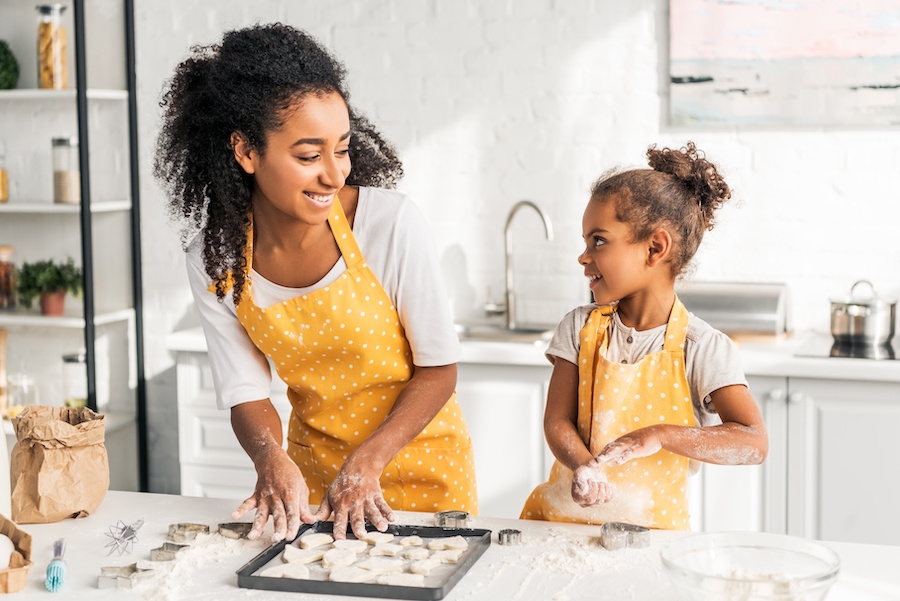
left=9, top=405, right=109, bottom=524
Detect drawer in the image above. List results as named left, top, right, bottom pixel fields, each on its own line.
left=180, top=464, right=256, bottom=500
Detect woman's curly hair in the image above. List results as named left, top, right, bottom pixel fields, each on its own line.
left=590, top=142, right=731, bottom=277
left=154, top=23, right=404, bottom=303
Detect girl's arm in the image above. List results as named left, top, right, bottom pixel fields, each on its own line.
left=544, top=358, right=614, bottom=506
left=592, top=384, right=768, bottom=467
left=314, top=363, right=456, bottom=539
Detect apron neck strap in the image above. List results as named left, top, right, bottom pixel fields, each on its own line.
left=329, top=197, right=366, bottom=268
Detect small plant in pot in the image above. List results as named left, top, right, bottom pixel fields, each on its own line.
left=16, top=257, right=83, bottom=316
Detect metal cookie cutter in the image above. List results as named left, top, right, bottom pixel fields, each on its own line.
left=218, top=522, right=253, bottom=539
left=97, top=563, right=154, bottom=589
left=150, top=541, right=190, bottom=561
left=167, top=523, right=210, bottom=543
left=434, top=510, right=469, bottom=528
left=599, top=521, right=650, bottom=551
left=498, top=529, right=522, bottom=545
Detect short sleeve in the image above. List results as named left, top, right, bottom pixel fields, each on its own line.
left=185, top=236, right=274, bottom=410
left=685, top=320, right=748, bottom=424
left=544, top=305, right=596, bottom=366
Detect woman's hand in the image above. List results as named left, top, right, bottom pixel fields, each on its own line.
left=593, top=426, right=664, bottom=467
left=314, top=461, right=394, bottom=540
left=232, top=445, right=317, bottom=542
left=571, top=464, right=615, bottom=506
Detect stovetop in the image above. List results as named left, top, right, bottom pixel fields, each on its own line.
left=794, top=334, right=900, bottom=360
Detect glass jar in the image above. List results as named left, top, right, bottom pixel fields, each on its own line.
left=36, top=4, right=68, bottom=90
left=0, top=139, right=8, bottom=203
left=52, top=136, right=79, bottom=204
left=0, top=245, right=14, bottom=310
left=62, top=352, right=87, bottom=408
left=7, top=371, right=37, bottom=418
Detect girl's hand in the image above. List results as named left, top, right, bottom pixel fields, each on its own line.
left=314, top=463, right=395, bottom=540
left=571, top=464, right=615, bottom=506
left=231, top=446, right=317, bottom=542
left=593, top=426, right=664, bottom=466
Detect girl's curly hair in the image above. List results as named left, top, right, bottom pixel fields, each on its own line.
left=154, top=23, right=404, bottom=303
left=590, top=142, right=731, bottom=277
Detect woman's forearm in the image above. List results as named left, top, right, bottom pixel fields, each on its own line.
left=344, top=364, right=457, bottom=473
left=231, top=399, right=285, bottom=467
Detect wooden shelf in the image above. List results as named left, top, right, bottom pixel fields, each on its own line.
left=0, top=89, right=128, bottom=101
left=0, top=308, right=133, bottom=329
left=0, top=200, right=132, bottom=214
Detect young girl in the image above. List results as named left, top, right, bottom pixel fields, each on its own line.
left=521, top=142, right=768, bottom=529
left=154, top=24, right=477, bottom=542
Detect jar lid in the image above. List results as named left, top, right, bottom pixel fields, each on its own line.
left=52, top=136, right=78, bottom=147
left=0, top=245, right=13, bottom=261
left=36, top=5, right=67, bottom=15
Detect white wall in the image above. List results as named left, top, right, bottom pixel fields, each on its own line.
left=134, top=0, right=900, bottom=492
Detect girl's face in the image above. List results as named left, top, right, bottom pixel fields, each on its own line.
left=236, top=91, right=351, bottom=224
left=579, top=194, right=652, bottom=305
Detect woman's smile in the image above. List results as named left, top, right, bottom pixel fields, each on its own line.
left=304, top=191, right=335, bottom=206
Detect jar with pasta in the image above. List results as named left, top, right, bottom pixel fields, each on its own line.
left=36, top=4, right=68, bottom=90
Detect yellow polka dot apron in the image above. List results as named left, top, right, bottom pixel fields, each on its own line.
left=521, top=298, right=694, bottom=529
left=234, top=199, right=478, bottom=514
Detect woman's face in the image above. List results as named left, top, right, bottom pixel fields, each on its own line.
left=237, top=91, right=352, bottom=224
left=578, top=194, right=651, bottom=305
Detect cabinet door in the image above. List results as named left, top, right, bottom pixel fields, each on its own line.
left=456, top=363, right=550, bottom=518
left=787, top=377, right=900, bottom=545
left=698, top=375, right=785, bottom=533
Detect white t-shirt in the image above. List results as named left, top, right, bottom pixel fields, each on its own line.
left=545, top=305, right=749, bottom=427
left=186, top=187, right=461, bottom=410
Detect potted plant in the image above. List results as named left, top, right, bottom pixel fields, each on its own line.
left=16, top=257, right=83, bottom=316
left=0, top=40, right=19, bottom=90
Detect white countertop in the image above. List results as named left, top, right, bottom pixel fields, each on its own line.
left=8, top=490, right=900, bottom=600
left=168, top=327, right=900, bottom=382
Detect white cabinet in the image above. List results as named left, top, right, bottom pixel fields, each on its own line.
left=717, top=375, right=900, bottom=545
left=174, top=349, right=290, bottom=499
left=455, top=362, right=552, bottom=519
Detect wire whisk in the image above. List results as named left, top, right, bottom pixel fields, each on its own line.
left=104, top=518, right=144, bottom=555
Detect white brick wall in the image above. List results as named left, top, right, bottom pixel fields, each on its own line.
left=135, top=0, right=900, bottom=492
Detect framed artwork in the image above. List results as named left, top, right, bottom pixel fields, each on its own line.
left=669, top=0, right=900, bottom=126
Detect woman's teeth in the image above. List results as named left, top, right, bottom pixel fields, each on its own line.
left=305, top=192, right=333, bottom=204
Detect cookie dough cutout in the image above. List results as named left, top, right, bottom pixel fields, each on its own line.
left=329, top=566, right=377, bottom=583
left=403, top=546, right=430, bottom=561
left=299, top=532, right=334, bottom=549
left=360, top=531, right=395, bottom=545
left=398, top=535, right=424, bottom=547
left=356, top=557, right=405, bottom=574
left=432, top=549, right=465, bottom=564
left=322, top=548, right=357, bottom=568
left=376, top=572, right=426, bottom=587
left=427, top=535, right=468, bottom=551
left=282, top=545, right=326, bottom=564
left=332, top=539, right=369, bottom=554
left=409, top=556, right=442, bottom=575
left=369, top=543, right=404, bottom=556
left=259, top=562, right=311, bottom=579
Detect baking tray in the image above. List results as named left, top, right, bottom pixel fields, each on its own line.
left=236, top=521, right=491, bottom=600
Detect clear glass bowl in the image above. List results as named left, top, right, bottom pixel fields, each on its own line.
left=660, top=532, right=840, bottom=601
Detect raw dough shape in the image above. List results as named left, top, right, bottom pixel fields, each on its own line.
left=329, top=566, right=377, bottom=583
left=409, top=556, right=442, bottom=575
left=403, top=547, right=430, bottom=560
left=360, top=531, right=395, bottom=545
left=376, top=572, right=426, bottom=587
left=281, top=545, right=326, bottom=564
left=322, top=548, right=357, bottom=568
left=259, top=562, right=311, bottom=579
left=427, top=535, right=468, bottom=550
left=356, top=557, right=405, bottom=574
left=398, top=535, right=424, bottom=547
left=332, top=539, right=369, bottom=553
left=369, top=543, right=404, bottom=556
left=299, top=532, right=334, bottom=549
left=432, top=548, right=464, bottom=564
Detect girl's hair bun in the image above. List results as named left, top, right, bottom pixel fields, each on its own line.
left=646, top=142, right=730, bottom=223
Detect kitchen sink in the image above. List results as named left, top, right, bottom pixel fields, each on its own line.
left=454, top=322, right=555, bottom=344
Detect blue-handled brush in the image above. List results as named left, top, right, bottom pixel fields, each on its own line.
left=45, top=538, right=66, bottom=592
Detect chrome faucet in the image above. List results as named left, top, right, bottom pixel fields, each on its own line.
left=497, top=200, right=554, bottom=330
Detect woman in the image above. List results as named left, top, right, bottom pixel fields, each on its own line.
left=155, top=23, right=477, bottom=542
